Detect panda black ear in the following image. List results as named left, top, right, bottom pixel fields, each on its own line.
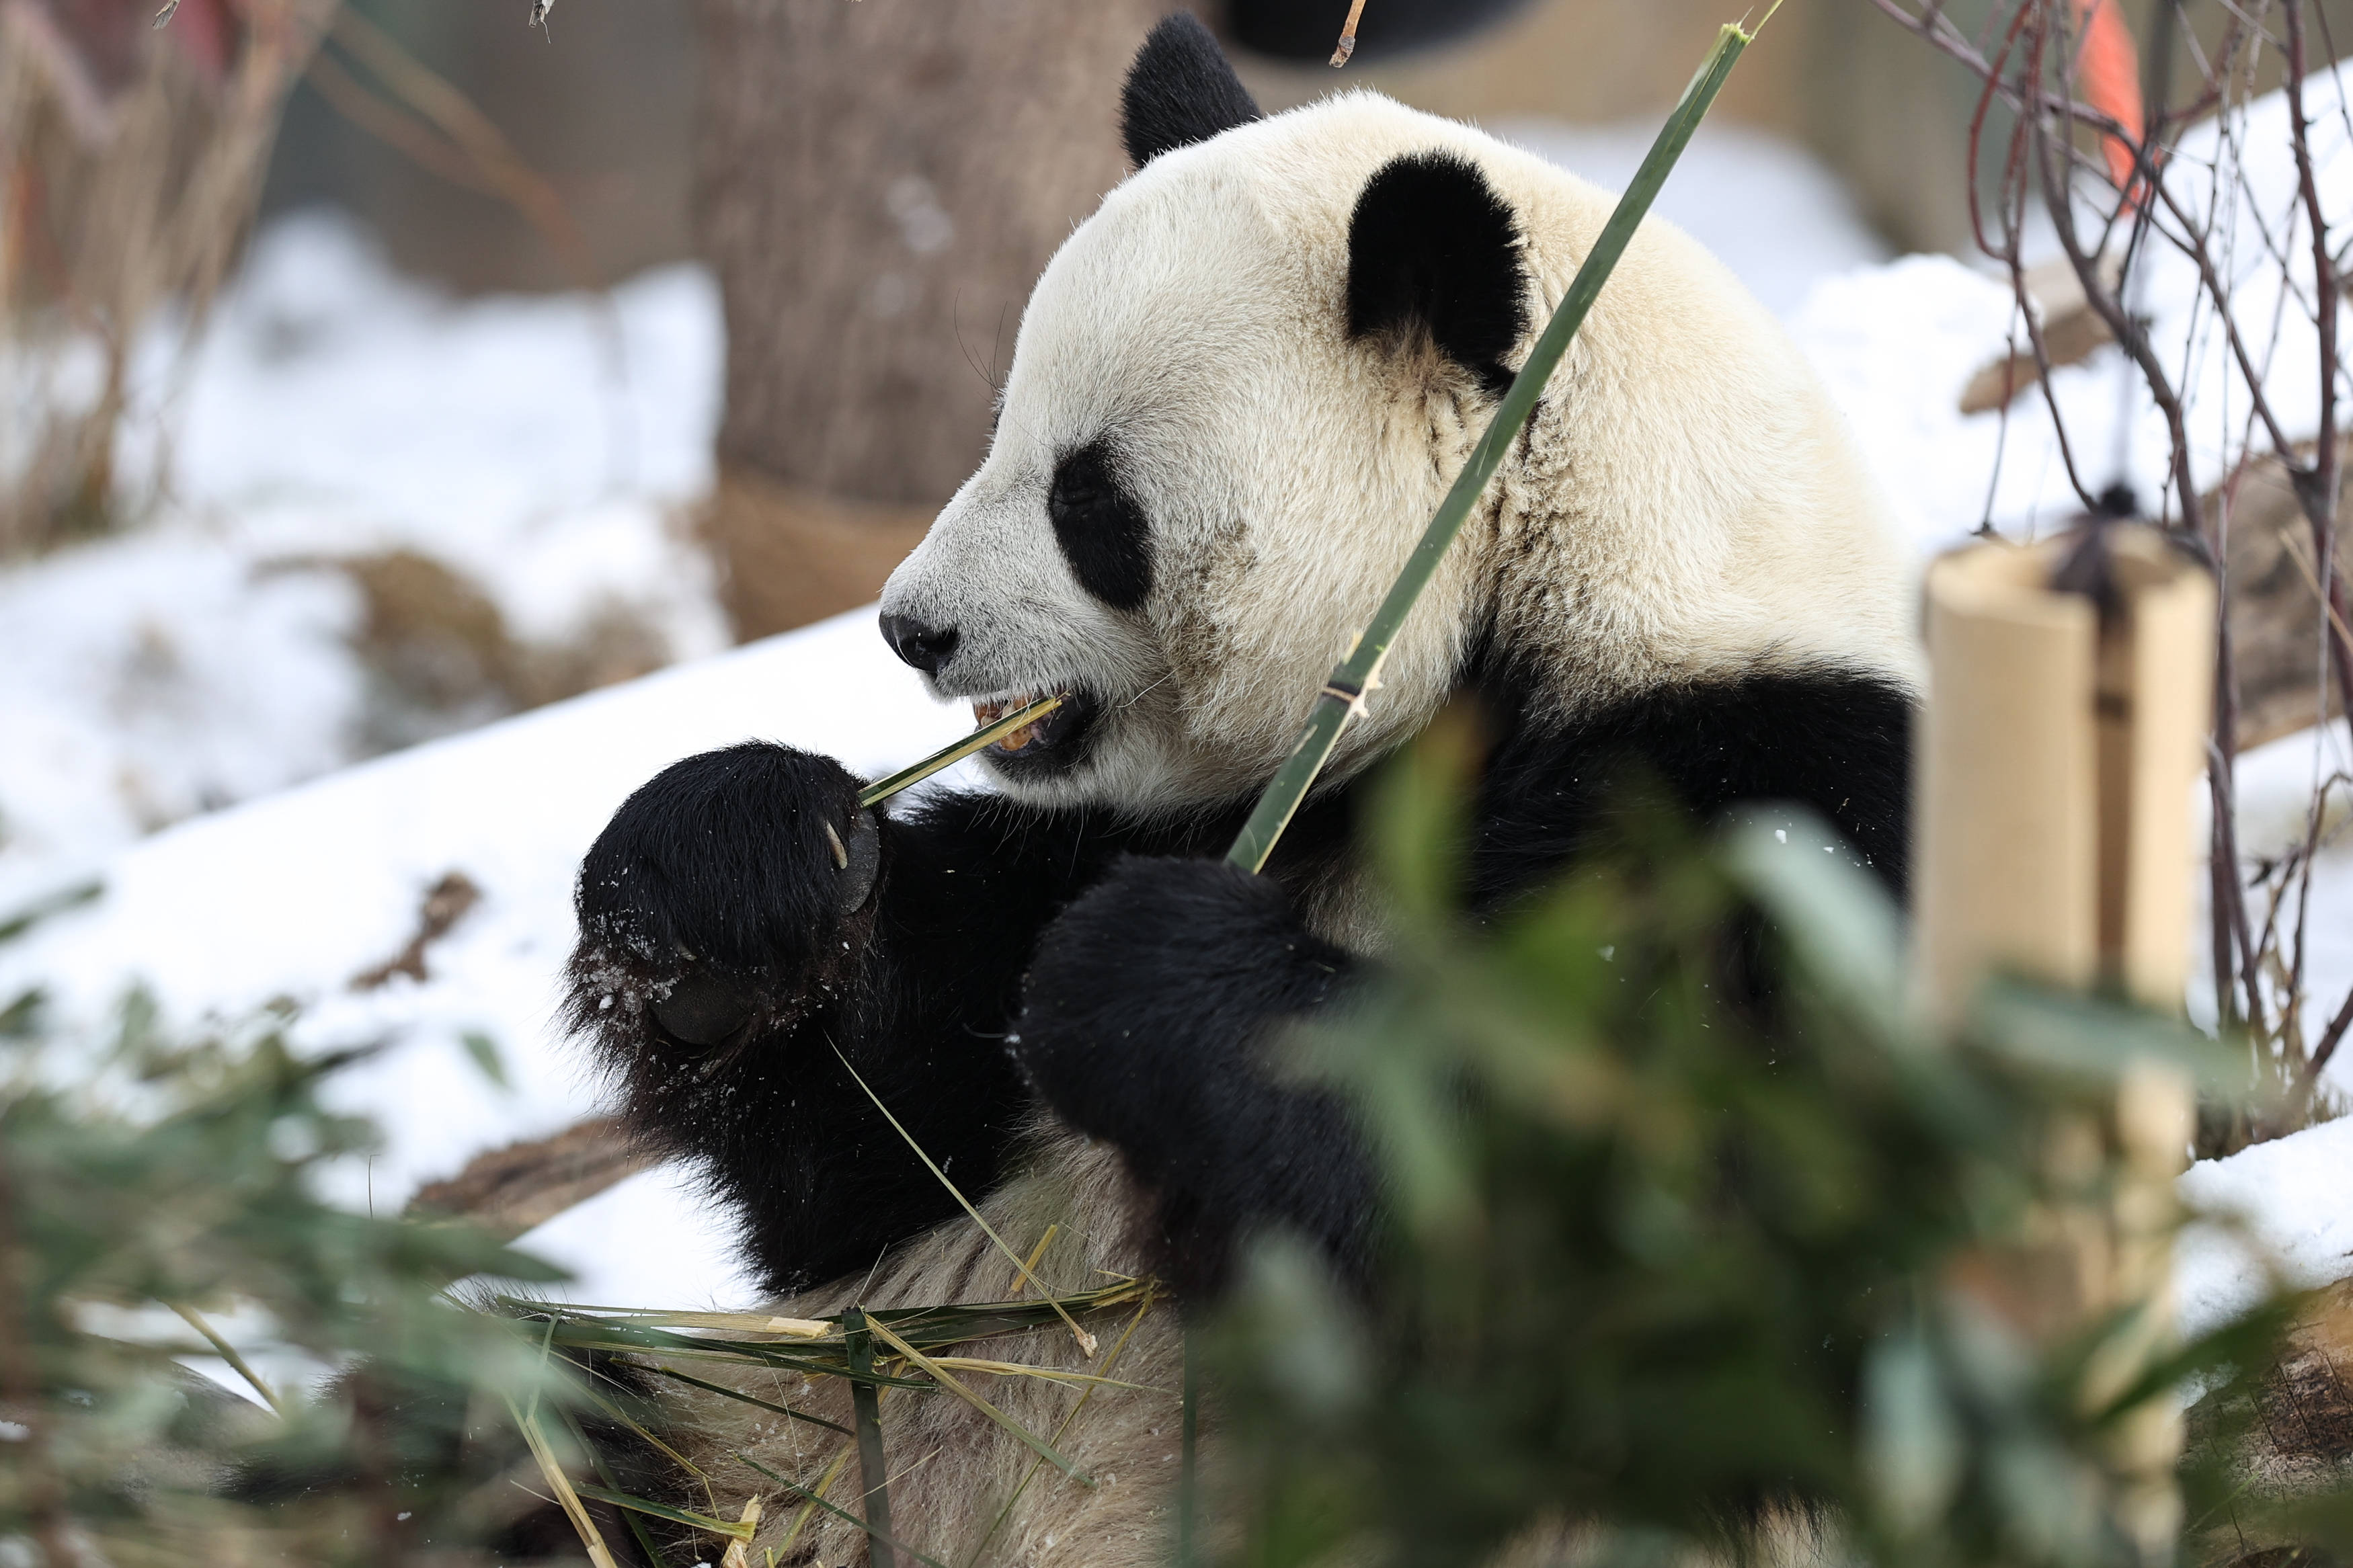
left=1121, top=13, right=1262, bottom=168
left=1347, top=151, right=1530, bottom=397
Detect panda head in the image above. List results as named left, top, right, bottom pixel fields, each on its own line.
left=878, top=15, right=1911, bottom=815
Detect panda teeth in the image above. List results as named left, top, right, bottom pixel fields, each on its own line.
left=972, top=690, right=1055, bottom=753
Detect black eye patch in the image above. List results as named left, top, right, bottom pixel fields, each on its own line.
left=1047, top=440, right=1153, bottom=612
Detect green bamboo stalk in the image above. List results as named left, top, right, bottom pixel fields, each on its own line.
left=1224, top=12, right=1775, bottom=874
left=845, top=1307, right=899, bottom=1568
left=860, top=694, right=1064, bottom=809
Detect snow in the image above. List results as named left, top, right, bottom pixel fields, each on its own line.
left=1502, top=119, right=1890, bottom=319
left=518, top=1165, right=764, bottom=1311
left=2, top=98, right=2350, bottom=1342
left=2171, top=722, right=2353, bottom=1340
left=0, top=212, right=728, bottom=914
left=2179, top=1113, right=2353, bottom=1339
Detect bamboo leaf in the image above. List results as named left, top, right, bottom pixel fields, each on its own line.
left=863, top=1314, right=1094, bottom=1484
left=735, top=1450, right=957, bottom=1568
left=166, top=1301, right=282, bottom=1416
left=830, top=1045, right=1099, bottom=1356
left=924, top=1356, right=1166, bottom=1393
left=506, top=1396, right=625, bottom=1568
left=772, top=1444, right=854, bottom=1561
left=1224, top=15, right=1771, bottom=874
left=567, top=1401, right=683, bottom=1568
left=572, top=1484, right=758, bottom=1541
left=961, top=1291, right=1160, bottom=1568
left=645, top=1362, right=855, bottom=1436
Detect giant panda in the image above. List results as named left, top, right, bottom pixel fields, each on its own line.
left=563, top=15, right=1917, bottom=1565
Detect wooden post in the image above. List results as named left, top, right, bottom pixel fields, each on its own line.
left=1916, top=525, right=2215, bottom=1018
left=1915, top=523, right=2215, bottom=1559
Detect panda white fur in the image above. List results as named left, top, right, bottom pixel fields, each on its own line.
left=563, top=15, right=1917, bottom=1565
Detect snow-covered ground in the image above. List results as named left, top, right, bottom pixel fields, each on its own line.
left=0, top=609, right=973, bottom=1309
left=1, top=105, right=2349, bottom=1346
left=1500, top=119, right=1890, bottom=319
left=0, top=214, right=727, bottom=917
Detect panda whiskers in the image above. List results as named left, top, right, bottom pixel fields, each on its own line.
left=1109, top=670, right=1173, bottom=718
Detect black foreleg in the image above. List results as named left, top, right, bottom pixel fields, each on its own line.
left=1011, top=856, right=1378, bottom=1299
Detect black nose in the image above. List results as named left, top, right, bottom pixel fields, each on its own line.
left=879, top=613, right=959, bottom=675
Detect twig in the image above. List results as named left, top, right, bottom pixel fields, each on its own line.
left=168, top=1302, right=284, bottom=1416
left=2307, top=983, right=2353, bottom=1085
left=1330, top=0, right=1367, bottom=65
left=2282, top=2, right=2353, bottom=717
left=320, top=9, right=600, bottom=292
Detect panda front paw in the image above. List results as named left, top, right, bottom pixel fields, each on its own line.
left=1014, top=856, right=1374, bottom=1297
left=567, top=743, right=881, bottom=1057
left=1014, top=856, right=1323, bottom=1089
left=1012, top=856, right=1347, bottom=1150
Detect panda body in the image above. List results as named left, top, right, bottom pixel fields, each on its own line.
left=563, top=17, right=1917, bottom=1565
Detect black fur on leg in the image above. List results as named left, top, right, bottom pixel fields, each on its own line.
left=555, top=661, right=1904, bottom=1304
left=1120, top=13, right=1262, bottom=167
left=1011, top=856, right=1378, bottom=1300
left=574, top=742, right=873, bottom=971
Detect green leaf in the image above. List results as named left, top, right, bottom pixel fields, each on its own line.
left=460, top=1030, right=510, bottom=1090
left=572, top=1483, right=756, bottom=1541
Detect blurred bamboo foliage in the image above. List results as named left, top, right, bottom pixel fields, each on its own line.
left=0, top=976, right=609, bottom=1565
left=0, top=0, right=335, bottom=554
left=1202, top=733, right=2335, bottom=1568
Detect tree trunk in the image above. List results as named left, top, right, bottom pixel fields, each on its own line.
left=692, top=0, right=1162, bottom=638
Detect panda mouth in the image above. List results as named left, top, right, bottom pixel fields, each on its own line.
left=970, top=688, right=1101, bottom=772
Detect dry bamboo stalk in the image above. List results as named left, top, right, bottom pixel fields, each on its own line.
left=1915, top=525, right=2215, bottom=1017
left=1915, top=522, right=2215, bottom=1558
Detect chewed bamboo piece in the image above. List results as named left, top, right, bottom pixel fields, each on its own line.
left=859, top=694, right=1065, bottom=809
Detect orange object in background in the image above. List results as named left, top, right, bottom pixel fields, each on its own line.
left=2075, top=0, right=2149, bottom=200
